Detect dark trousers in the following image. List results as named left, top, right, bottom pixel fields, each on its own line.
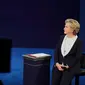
left=52, top=67, right=75, bottom=85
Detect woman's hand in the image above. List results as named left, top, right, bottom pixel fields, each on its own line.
left=61, top=64, right=69, bottom=69
left=56, top=63, right=64, bottom=71
left=64, top=65, right=69, bottom=69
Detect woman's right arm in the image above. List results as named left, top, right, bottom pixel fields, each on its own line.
left=54, top=35, right=65, bottom=71
left=54, top=35, right=63, bottom=64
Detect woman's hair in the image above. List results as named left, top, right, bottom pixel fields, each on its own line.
left=65, top=19, right=80, bottom=34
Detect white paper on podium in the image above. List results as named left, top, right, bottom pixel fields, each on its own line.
left=30, top=53, right=51, bottom=58
left=23, top=53, right=51, bottom=58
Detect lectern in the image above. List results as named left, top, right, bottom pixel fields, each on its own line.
left=23, top=53, right=51, bottom=85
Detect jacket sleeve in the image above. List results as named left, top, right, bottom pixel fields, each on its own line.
left=65, top=40, right=82, bottom=68
left=54, top=35, right=63, bottom=65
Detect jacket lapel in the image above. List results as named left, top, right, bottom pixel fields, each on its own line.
left=60, top=35, right=78, bottom=57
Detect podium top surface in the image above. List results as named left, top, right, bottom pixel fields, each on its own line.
left=23, top=53, right=51, bottom=61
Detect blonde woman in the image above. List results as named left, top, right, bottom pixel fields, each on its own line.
left=52, top=19, right=82, bottom=85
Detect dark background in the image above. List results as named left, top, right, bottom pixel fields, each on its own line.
left=0, top=0, right=80, bottom=48
left=80, top=0, right=85, bottom=52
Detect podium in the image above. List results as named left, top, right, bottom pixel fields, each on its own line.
left=23, top=53, right=51, bottom=85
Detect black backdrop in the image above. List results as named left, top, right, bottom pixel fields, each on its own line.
left=0, top=0, right=80, bottom=48
left=80, top=0, right=85, bottom=52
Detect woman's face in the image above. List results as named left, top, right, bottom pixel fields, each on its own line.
left=64, top=23, right=74, bottom=35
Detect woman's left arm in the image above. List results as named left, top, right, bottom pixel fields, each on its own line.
left=65, top=40, right=82, bottom=68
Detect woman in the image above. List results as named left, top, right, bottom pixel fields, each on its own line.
left=52, top=19, right=82, bottom=85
